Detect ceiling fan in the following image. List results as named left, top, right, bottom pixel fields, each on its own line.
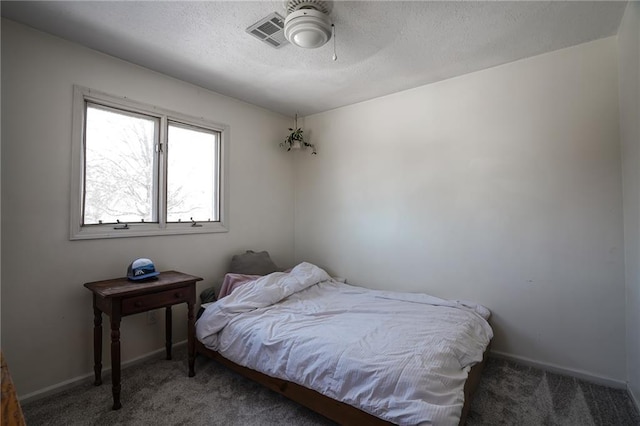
left=246, top=0, right=333, bottom=50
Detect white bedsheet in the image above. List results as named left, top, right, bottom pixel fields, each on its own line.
left=196, top=263, right=493, bottom=426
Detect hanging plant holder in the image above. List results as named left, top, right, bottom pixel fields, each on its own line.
left=280, top=114, right=316, bottom=154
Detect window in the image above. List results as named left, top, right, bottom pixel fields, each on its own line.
left=71, top=86, right=228, bottom=239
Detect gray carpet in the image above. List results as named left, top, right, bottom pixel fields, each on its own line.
left=467, top=358, right=640, bottom=426
left=22, top=347, right=640, bottom=425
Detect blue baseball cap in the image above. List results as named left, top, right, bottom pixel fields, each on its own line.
left=127, top=258, right=160, bottom=281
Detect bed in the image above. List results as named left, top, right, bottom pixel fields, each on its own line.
left=195, top=262, right=493, bottom=426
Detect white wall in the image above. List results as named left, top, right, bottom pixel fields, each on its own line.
left=0, top=20, right=295, bottom=397
left=618, top=1, right=640, bottom=406
left=295, top=38, right=626, bottom=382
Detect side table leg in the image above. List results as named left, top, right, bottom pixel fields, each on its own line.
left=165, top=307, right=172, bottom=360
left=110, top=317, right=122, bottom=410
left=93, top=302, right=102, bottom=386
left=187, top=300, right=195, bottom=377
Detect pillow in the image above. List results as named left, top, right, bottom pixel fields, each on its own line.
left=229, top=250, right=280, bottom=275
left=218, top=273, right=261, bottom=298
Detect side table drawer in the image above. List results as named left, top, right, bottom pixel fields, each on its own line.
left=122, top=288, right=189, bottom=315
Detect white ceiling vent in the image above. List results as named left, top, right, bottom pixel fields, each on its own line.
left=246, top=12, right=287, bottom=48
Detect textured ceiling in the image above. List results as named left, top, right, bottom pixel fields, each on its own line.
left=1, top=1, right=627, bottom=117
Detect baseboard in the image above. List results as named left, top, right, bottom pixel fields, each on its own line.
left=19, top=340, right=187, bottom=404
left=490, top=350, right=627, bottom=389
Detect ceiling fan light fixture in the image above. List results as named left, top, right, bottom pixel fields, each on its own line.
left=284, top=9, right=332, bottom=49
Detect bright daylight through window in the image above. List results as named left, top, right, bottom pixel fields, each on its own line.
left=70, top=86, right=228, bottom=239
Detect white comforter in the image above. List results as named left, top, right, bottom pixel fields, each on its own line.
left=196, top=263, right=493, bottom=426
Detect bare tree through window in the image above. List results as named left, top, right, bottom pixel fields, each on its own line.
left=84, top=105, right=156, bottom=224
left=71, top=86, right=227, bottom=239
left=167, top=122, right=218, bottom=223
left=83, top=104, right=219, bottom=226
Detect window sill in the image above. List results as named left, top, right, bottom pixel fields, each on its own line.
left=70, top=222, right=229, bottom=240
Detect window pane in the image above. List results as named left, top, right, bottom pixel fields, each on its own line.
left=84, top=104, right=157, bottom=225
left=167, top=123, right=219, bottom=223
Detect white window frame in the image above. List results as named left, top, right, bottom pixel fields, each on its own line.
left=70, top=85, right=229, bottom=240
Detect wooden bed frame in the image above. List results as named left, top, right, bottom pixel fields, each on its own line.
left=195, top=339, right=490, bottom=425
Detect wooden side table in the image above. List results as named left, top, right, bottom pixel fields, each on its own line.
left=84, top=270, right=203, bottom=410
